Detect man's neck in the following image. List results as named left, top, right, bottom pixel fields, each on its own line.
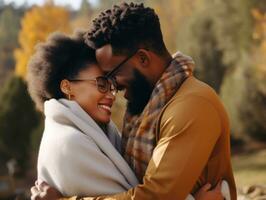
left=150, top=52, right=173, bottom=87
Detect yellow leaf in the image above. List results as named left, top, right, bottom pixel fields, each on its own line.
left=14, top=3, right=71, bottom=79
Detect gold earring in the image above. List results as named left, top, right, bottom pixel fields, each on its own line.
left=68, top=93, right=71, bottom=100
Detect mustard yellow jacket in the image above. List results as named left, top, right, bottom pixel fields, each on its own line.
left=61, top=76, right=237, bottom=200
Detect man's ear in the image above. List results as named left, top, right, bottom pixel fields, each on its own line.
left=136, top=49, right=150, bottom=68
left=60, top=79, right=72, bottom=96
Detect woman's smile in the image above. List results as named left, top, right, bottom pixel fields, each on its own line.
left=68, top=65, right=116, bottom=125
left=98, top=100, right=113, bottom=115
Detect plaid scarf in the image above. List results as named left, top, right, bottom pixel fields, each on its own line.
left=121, top=52, right=195, bottom=181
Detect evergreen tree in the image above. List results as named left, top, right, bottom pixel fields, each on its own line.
left=0, top=76, right=40, bottom=172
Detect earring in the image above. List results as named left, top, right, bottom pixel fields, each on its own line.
left=68, top=93, right=71, bottom=100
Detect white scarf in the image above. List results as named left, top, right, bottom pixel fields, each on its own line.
left=37, top=99, right=138, bottom=197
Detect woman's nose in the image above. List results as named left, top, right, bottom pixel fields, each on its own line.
left=106, top=90, right=116, bottom=100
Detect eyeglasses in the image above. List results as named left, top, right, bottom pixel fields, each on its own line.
left=103, top=50, right=138, bottom=92
left=68, top=76, right=117, bottom=95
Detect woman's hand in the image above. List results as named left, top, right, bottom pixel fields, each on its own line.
left=194, top=181, right=224, bottom=200
left=30, top=181, right=62, bottom=200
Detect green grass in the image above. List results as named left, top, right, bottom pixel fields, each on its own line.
left=232, top=149, right=266, bottom=188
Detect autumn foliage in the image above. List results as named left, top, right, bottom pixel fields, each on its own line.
left=14, top=2, right=71, bottom=78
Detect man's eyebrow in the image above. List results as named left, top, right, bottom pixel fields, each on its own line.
left=103, top=68, right=112, bottom=74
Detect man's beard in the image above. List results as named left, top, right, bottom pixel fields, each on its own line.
left=127, top=69, right=153, bottom=115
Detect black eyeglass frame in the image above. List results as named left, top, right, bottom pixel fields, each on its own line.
left=103, top=50, right=140, bottom=91
left=105, top=50, right=138, bottom=78
left=68, top=76, right=117, bottom=95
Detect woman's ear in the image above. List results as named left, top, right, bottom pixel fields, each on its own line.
left=60, top=79, right=72, bottom=98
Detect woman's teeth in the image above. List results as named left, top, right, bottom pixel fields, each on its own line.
left=98, top=105, right=111, bottom=111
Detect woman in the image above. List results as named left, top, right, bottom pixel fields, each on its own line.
left=27, top=32, right=227, bottom=200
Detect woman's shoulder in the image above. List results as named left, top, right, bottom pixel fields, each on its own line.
left=61, top=127, right=97, bottom=151
left=40, top=124, right=97, bottom=158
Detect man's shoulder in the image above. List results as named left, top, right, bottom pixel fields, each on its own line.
left=176, top=76, right=218, bottom=100
left=157, top=76, right=225, bottom=139
left=158, top=76, right=227, bottom=126
left=164, top=76, right=225, bottom=113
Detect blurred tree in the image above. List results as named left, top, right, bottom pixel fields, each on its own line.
left=252, top=8, right=266, bottom=97
left=220, top=61, right=249, bottom=141
left=79, top=0, right=93, bottom=17
left=98, top=0, right=145, bottom=10
left=98, top=0, right=123, bottom=9
left=238, top=8, right=266, bottom=141
left=31, top=120, right=44, bottom=152
left=211, top=0, right=253, bottom=67
left=0, top=5, right=24, bottom=85
left=176, top=0, right=253, bottom=93
left=71, top=0, right=94, bottom=30
left=0, top=75, right=40, bottom=172
left=14, top=1, right=71, bottom=79
left=239, top=74, right=266, bottom=141
left=150, top=0, right=202, bottom=53
left=176, top=7, right=226, bottom=92
left=0, top=0, right=4, bottom=8
left=221, top=4, right=266, bottom=142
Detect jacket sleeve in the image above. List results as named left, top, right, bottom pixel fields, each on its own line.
left=60, top=95, right=221, bottom=200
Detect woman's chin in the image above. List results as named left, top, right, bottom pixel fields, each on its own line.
left=97, top=117, right=111, bottom=125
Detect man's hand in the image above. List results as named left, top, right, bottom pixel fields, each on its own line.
left=194, top=181, right=224, bottom=200
left=30, top=181, right=225, bottom=200
left=31, top=181, right=63, bottom=200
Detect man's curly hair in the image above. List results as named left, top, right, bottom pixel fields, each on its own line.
left=27, top=31, right=96, bottom=112
left=85, top=2, right=167, bottom=55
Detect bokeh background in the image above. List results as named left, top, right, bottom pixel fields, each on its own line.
left=0, top=0, right=265, bottom=199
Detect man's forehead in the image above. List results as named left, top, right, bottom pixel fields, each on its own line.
left=96, top=44, right=113, bottom=60
left=95, top=44, right=125, bottom=72
left=95, top=45, right=114, bottom=72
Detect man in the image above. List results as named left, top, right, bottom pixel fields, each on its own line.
left=32, top=2, right=236, bottom=200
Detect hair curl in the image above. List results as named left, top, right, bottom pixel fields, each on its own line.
left=84, top=2, right=167, bottom=55
left=27, top=31, right=96, bottom=112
